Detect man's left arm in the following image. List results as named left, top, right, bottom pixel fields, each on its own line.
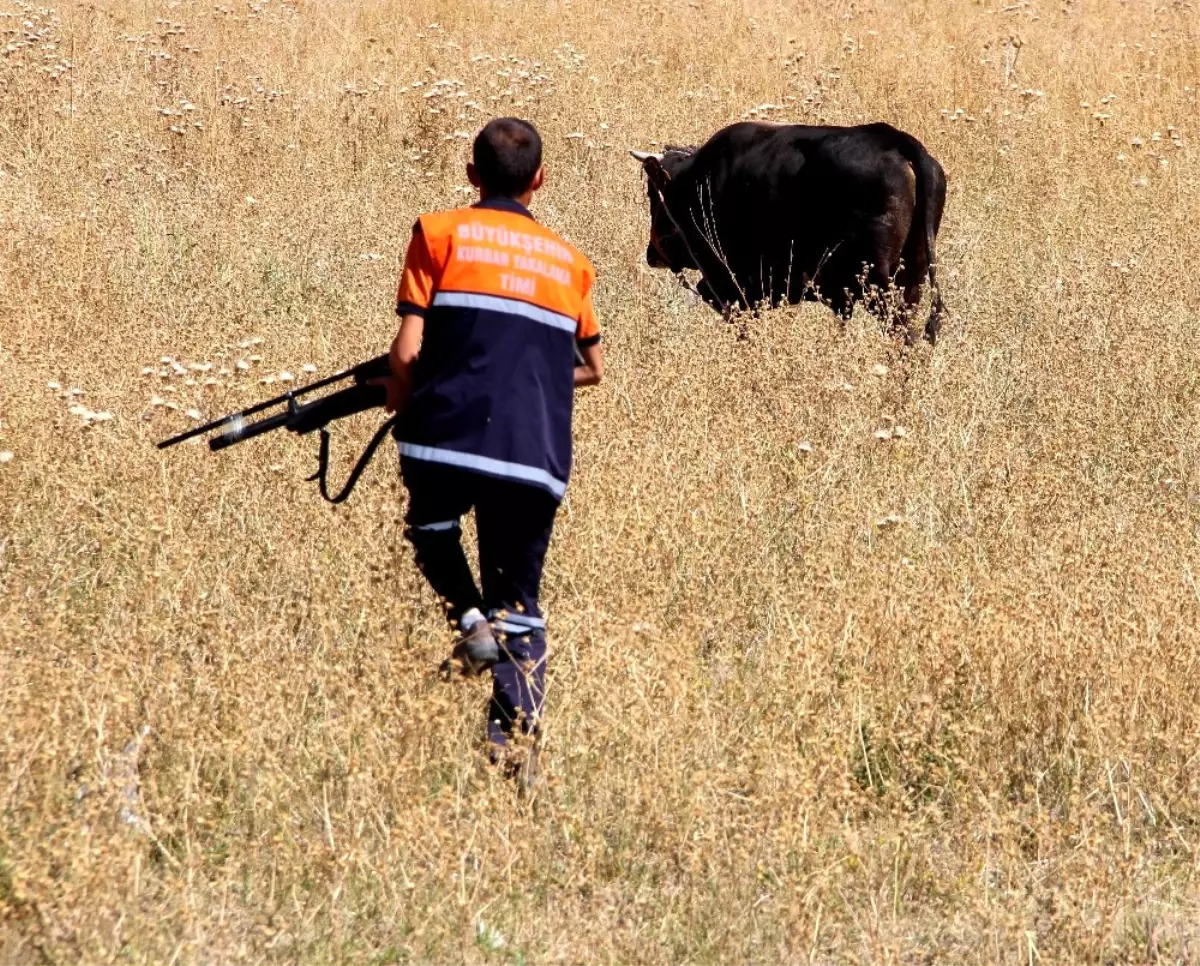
left=574, top=276, right=603, bottom=388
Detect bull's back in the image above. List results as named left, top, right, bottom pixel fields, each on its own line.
left=689, top=122, right=918, bottom=257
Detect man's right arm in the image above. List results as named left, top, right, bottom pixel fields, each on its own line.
left=378, top=223, right=437, bottom=413
left=384, top=313, right=424, bottom=413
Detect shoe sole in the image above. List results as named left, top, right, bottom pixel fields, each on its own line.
left=452, top=640, right=499, bottom=677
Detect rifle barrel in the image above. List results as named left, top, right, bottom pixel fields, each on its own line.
left=208, top=408, right=292, bottom=451
left=155, top=367, right=358, bottom=449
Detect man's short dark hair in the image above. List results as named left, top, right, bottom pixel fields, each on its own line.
left=473, top=118, right=542, bottom=197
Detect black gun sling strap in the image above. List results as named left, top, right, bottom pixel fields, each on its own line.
left=307, top=414, right=399, bottom=504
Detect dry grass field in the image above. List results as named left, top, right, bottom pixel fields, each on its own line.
left=1, top=0, right=1198, bottom=961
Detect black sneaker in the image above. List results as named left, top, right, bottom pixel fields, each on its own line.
left=450, top=620, right=499, bottom=677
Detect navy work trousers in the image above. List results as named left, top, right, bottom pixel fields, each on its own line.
left=400, top=458, right=558, bottom=745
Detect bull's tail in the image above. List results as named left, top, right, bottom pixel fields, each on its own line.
left=894, top=131, right=947, bottom=344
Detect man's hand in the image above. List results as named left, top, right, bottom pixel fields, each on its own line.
left=370, top=373, right=408, bottom=414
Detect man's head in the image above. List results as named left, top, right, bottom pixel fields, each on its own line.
left=469, top=117, right=544, bottom=200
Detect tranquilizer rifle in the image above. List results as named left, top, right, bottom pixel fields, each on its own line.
left=157, top=354, right=393, bottom=504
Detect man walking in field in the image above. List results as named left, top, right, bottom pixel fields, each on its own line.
left=377, top=117, right=603, bottom=780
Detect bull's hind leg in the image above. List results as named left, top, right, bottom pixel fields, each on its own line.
left=848, top=256, right=912, bottom=341
left=897, top=233, right=934, bottom=344
left=862, top=189, right=917, bottom=339
left=823, top=286, right=856, bottom=325
left=898, top=280, right=925, bottom=345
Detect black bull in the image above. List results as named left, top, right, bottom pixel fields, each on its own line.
left=633, top=121, right=947, bottom=343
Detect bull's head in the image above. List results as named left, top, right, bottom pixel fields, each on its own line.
left=631, top=146, right=698, bottom=272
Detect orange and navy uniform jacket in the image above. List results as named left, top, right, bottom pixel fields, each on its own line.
left=394, top=197, right=600, bottom=501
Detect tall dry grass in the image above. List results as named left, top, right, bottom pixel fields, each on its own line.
left=1, top=0, right=1197, bottom=961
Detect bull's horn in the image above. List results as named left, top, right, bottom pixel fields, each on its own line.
left=630, top=150, right=663, bottom=162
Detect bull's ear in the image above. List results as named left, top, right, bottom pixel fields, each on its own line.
left=641, top=155, right=671, bottom=190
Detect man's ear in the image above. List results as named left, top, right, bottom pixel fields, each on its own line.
left=530, top=166, right=545, bottom=193
left=466, top=162, right=481, bottom=189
